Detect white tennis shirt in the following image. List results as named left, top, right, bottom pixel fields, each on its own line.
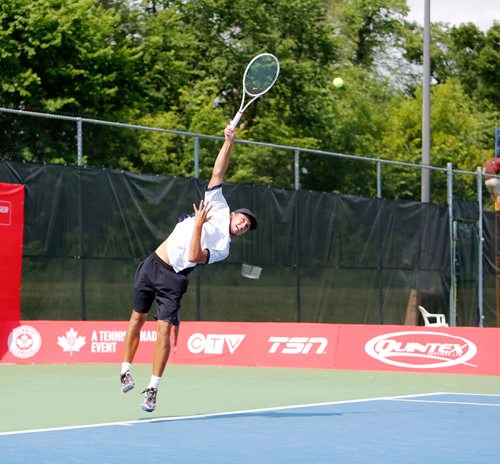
left=166, top=185, right=231, bottom=272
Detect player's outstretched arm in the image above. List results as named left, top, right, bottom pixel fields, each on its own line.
left=207, top=125, right=236, bottom=189
left=188, top=200, right=213, bottom=264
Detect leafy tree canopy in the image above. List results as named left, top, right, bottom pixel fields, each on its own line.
left=0, top=0, right=498, bottom=204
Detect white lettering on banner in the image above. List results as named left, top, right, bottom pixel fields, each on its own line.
left=364, top=331, right=478, bottom=369
left=85, top=330, right=157, bottom=354
left=99, top=330, right=126, bottom=342
left=139, top=331, right=157, bottom=342
left=187, top=333, right=245, bottom=354
left=90, top=330, right=156, bottom=344
left=268, top=337, right=328, bottom=354
left=91, top=342, right=117, bottom=353
left=0, top=200, right=11, bottom=226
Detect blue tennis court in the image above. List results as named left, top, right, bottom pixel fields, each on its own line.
left=1, top=393, right=499, bottom=464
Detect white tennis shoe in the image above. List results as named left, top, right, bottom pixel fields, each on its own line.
left=120, top=371, right=135, bottom=394
left=141, top=388, right=158, bottom=412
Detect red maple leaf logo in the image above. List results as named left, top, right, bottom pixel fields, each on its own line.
left=16, top=334, right=33, bottom=350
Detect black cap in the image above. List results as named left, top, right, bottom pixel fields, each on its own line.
left=234, top=208, right=258, bottom=230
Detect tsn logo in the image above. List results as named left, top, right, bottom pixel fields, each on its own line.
left=268, top=336, right=328, bottom=355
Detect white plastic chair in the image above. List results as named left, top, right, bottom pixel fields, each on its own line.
left=418, top=305, right=448, bottom=327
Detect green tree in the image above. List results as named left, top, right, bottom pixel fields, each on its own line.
left=0, top=0, right=143, bottom=116
left=403, top=21, right=500, bottom=108
left=402, top=21, right=455, bottom=89
left=374, top=79, right=495, bottom=202
left=327, top=0, right=410, bottom=68
left=137, top=4, right=199, bottom=114
left=471, top=24, right=500, bottom=107
left=148, top=0, right=342, bottom=186
left=0, top=0, right=498, bottom=205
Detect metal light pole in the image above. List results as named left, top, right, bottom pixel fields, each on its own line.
left=421, top=0, right=431, bottom=203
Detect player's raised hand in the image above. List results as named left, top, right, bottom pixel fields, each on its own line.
left=224, top=125, right=236, bottom=143
left=193, top=200, right=213, bottom=225
left=207, top=125, right=237, bottom=189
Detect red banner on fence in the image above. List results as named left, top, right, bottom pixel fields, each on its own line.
left=2, top=321, right=500, bottom=376
left=0, top=182, right=25, bottom=322
left=334, top=324, right=500, bottom=375
left=0, top=321, right=156, bottom=364
left=174, top=321, right=339, bottom=369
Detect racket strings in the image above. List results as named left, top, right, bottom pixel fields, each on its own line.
left=244, top=56, right=279, bottom=96
left=241, top=263, right=263, bottom=279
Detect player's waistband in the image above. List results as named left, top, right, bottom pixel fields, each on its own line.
left=151, top=252, right=195, bottom=277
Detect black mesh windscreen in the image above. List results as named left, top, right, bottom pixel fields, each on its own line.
left=2, top=159, right=484, bottom=325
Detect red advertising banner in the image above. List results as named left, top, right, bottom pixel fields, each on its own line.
left=334, top=324, right=500, bottom=375
left=174, top=321, right=339, bottom=369
left=0, top=321, right=158, bottom=364
left=2, top=321, right=500, bottom=376
left=0, top=182, right=25, bottom=321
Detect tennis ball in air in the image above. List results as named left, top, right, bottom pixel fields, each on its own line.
left=333, top=77, right=344, bottom=88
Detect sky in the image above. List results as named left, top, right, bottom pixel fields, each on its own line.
left=406, top=0, right=500, bottom=31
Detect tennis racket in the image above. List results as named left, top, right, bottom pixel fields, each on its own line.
left=241, top=263, right=263, bottom=279
left=230, top=53, right=280, bottom=129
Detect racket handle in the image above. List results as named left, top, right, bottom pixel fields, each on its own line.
left=230, top=111, right=243, bottom=129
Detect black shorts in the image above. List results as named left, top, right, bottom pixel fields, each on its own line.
left=133, top=253, right=190, bottom=325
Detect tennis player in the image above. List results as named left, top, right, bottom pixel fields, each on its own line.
left=120, top=124, right=257, bottom=412
left=483, top=156, right=500, bottom=209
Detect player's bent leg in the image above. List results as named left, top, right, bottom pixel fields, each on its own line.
left=152, top=320, right=173, bottom=377
left=123, top=310, right=147, bottom=362
left=140, top=320, right=172, bottom=412
left=120, top=310, right=147, bottom=394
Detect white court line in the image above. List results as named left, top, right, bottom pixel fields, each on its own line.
left=387, top=399, right=500, bottom=407
left=445, top=392, right=500, bottom=398
left=0, top=391, right=444, bottom=437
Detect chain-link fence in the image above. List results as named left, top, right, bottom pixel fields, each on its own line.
left=0, top=106, right=485, bottom=199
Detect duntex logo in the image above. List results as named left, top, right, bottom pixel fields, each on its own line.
left=365, top=331, right=477, bottom=369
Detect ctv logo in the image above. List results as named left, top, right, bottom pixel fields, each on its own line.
left=0, top=200, right=11, bottom=226
left=268, top=336, right=328, bottom=354
left=187, top=333, right=245, bottom=354
left=365, top=331, right=478, bottom=369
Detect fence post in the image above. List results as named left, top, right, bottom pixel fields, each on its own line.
left=376, top=161, right=382, bottom=198
left=76, top=118, right=83, bottom=166
left=194, top=136, right=200, bottom=179
left=193, top=136, right=201, bottom=319
left=78, top=167, right=86, bottom=320
left=294, top=149, right=300, bottom=190
left=447, top=162, right=456, bottom=326
left=495, top=127, right=499, bottom=158
left=376, top=160, right=383, bottom=321
left=294, top=150, right=301, bottom=322
left=477, top=167, right=484, bottom=327
left=75, top=117, right=86, bottom=319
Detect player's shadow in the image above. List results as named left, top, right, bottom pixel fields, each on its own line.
left=143, top=410, right=366, bottom=423
left=194, top=410, right=365, bottom=420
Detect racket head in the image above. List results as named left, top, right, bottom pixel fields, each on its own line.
left=243, top=53, right=280, bottom=97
